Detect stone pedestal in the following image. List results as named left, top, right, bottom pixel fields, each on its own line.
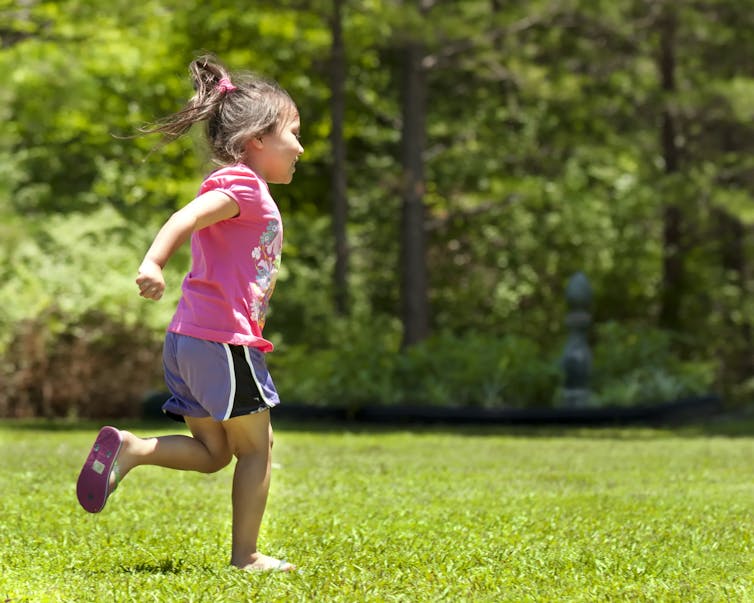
left=560, top=272, right=593, bottom=408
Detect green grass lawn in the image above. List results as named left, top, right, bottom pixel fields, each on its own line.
left=1, top=417, right=753, bottom=602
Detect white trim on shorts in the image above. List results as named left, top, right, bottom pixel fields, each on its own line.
left=243, top=345, right=273, bottom=407
left=222, top=343, right=237, bottom=421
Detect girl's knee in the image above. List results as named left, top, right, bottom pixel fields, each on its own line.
left=195, top=435, right=233, bottom=472
left=232, top=435, right=272, bottom=459
left=186, top=416, right=234, bottom=472
left=223, top=412, right=273, bottom=457
left=202, top=449, right=233, bottom=473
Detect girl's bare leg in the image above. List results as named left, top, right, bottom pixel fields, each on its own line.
left=222, top=411, right=293, bottom=571
left=111, top=416, right=232, bottom=485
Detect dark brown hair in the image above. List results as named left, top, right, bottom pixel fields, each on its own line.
left=142, top=54, right=296, bottom=164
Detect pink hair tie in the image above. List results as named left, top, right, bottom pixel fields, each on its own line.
left=216, top=77, right=237, bottom=94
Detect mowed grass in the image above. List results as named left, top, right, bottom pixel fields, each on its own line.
left=1, top=418, right=754, bottom=602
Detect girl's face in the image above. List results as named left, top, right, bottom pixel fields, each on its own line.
left=244, top=107, right=304, bottom=184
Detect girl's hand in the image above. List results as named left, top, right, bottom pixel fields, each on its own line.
left=136, top=260, right=166, bottom=300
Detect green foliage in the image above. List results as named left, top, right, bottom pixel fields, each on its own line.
left=271, top=319, right=715, bottom=410
left=1, top=0, right=752, bottom=414
left=395, top=332, right=562, bottom=408
left=591, top=322, right=716, bottom=407
left=271, top=323, right=562, bottom=409
left=0, top=207, right=182, bottom=353
left=3, top=421, right=754, bottom=600
left=269, top=314, right=405, bottom=408
left=0, top=208, right=179, bottom=418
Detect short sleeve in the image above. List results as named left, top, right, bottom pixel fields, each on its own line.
left=199, top=166, right=262, bottom=220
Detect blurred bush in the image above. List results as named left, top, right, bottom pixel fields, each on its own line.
left=268, top=319, right=716, bottom=411
left=0, top=208, right=173, bottom=418
left=0, top=312, right=717, bottom=417
left=590, top=321, right=716, bottom=407
left=0, top=309, right=162, bottom=419
left=0, top=209, right=717, bottom=417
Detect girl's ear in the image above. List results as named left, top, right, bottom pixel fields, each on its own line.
left=249, top=136, right=264, bottom=150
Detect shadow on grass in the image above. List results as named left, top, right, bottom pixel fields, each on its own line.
left=118, top=558, right=192, bottom=575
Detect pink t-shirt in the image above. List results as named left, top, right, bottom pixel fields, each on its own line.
left=168, top=164, right=283, bottom=352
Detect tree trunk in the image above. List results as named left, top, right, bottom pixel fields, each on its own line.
left=657, top=5, right=684, bottom=330
left=399, top=37, right=430, bottom=347
left=716, top=209, right=754, bottom=384
left=330, top=0, right=349, bottom=316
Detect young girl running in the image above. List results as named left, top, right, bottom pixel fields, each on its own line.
left=76, top=55, right=303, bottom=573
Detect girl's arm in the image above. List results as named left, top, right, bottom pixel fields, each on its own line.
left=136, top=190, right=239, bottom=300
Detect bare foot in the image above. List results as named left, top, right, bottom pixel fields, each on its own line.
left=234, top=553, right=296, bottom=572
left=108, top=429, right=138, bottom=490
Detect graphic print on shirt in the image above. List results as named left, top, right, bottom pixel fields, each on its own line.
left=250, top=220, right=282, bottom=328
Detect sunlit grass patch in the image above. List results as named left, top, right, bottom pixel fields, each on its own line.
left=1, top=419, right=753, bottom=602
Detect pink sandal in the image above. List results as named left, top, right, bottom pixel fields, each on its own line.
left=76, top=426, right=123, bottom=513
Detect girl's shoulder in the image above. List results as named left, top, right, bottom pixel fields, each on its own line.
left=200, top=163, right=268, bottom=196
left=203, top=163, right=259, bottom=184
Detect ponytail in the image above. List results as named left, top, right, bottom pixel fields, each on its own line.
left=140, top=54, right=295, bottom=165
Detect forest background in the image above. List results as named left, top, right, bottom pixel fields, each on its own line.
left=1, top=0, right=753, bottom=419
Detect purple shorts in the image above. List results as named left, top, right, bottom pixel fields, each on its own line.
left=161, top=331, right=280, bottom=422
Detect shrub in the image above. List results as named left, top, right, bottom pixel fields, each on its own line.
left=590, top=321, right=716, bottom=407
left=271, top=320, right=717, bottom=411
left=0, top=207, right=181, bottom=356
left=271, top=324, right=563, bottom=409
left=394, top=332, right=562, bottom=408
left=269, top=313, right=405, bottom=408
left=0, top=309, right=163, bottom=419
left=0, top=207, right=178, bottom=418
